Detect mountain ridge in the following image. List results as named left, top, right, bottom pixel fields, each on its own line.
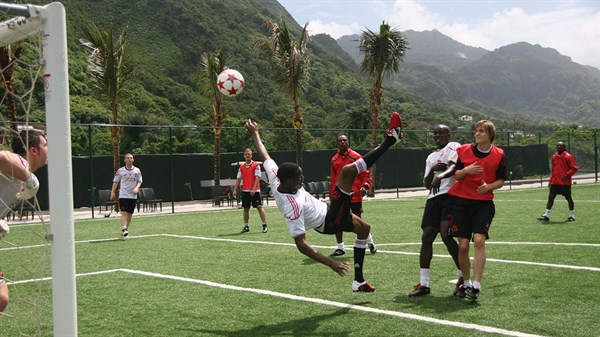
left=335, top=30, right=599, bottom=126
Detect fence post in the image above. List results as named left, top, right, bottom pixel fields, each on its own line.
left=88, top=125, right=95, bottom=218
left=594, top=130, right=598, bottom=183
left=539, top=131, right=544, bottom=187
left=169, top=126, right=175, bottom=213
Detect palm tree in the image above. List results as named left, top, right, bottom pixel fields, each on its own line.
left=80, top=23, right=134, bottom=173
left=252, top=19, right=310, bottom=167
left=199, top=50, right=230, bottom=186
left=359, top=22, right=407, bottom=193
left=359, top=21, right=408, bottom=149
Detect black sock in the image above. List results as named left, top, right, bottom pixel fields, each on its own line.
left=354, top=246, right=366, bottom=282
left=361, top=136, right=396, bottom=168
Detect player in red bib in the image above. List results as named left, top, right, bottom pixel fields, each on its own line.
left=448, top=120, right=507, bottom=301
left=233, top=148, right=268, bottom=233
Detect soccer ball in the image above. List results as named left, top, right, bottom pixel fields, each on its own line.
left=217, top=69, right=245, bottom=97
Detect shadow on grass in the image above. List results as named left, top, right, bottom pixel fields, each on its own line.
left=180, top=308, right=352, bottom=336
left=394, top=292, right=480, bottom=312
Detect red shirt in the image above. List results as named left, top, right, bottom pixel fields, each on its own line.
left=549, top=151, right=578, bottom=186
left=237, top=161, right=260, bottom=191
left=330, top=148, right=371, bottom=203
left=448, top=144, right=507, bottom=201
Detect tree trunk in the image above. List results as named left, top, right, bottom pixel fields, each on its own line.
left=293, top=99, right=303, bottom=168
left=110, top=102, right=120, bottom=173
left=0, top=45, right=19, bottom=134
left=213, top=101, right=222, bottom=186
left=368, top=81, right=382, bottom=195
left=110, top=125, right=120, bottom=173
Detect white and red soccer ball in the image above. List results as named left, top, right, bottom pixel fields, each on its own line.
left=217, top=68, right=245, bottom=97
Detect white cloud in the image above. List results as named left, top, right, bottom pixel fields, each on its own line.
left=295, top=0, right=600, bottom=68
left=306, top=20, right=362, bottom=38
left=376, top=0, right=446, bottom=31
left=440, top=7, right=600, bottom=68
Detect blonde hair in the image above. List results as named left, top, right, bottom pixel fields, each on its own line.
left=475, top=120, right=496, bottom=143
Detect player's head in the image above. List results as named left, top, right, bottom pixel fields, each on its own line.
left=243, top=148, right=253, bottom=162
left=124, top=153, right=134, bottom=167
left=432, top=125, right=450, bottom=148
left=277, top=162, right=303, bottom=191
left=12, top=128, right=48, bottom=172
left=474, top=120, right=496, bottom=144
left=556, top=142, right=566, bottom=153
left=337, top=135, right=349, bottom=152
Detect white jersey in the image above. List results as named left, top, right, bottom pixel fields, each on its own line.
left=263, top=159, right=328, bottom=238
left=0, top=155, right=29, bottom=219
left=113, top=165, right=143, bottom=199
left=424, top=141, right=460, bottom=199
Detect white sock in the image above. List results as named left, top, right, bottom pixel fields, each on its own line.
left=337, top=242, right=345, bottom=251
left=473, top=281, right=481, bottom=289
left=367, top=233, right=373, bottom=244
left=419, top=268, right=430, bottom=287
left=544, top=209, right=551, bottom=217
left=121, top=226, right=127, bottom=230
left=570, top=210, right=575, bottom=217
left=457, top=269, right=463, bottom=278
left=464, top=279, right=472, bottom=287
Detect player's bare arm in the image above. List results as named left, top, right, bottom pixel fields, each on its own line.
left=430, top=162, right=457, bottom=195
left=245, top=120, right=271, bottom=162
left=424, top=162, right=449, bottom=188
left=455, top=162, right=483, bottom=180
left=477, top=178, right=505, bottom=194
left=0, top=151, right=30, bottom=181
left=293, top=234, right=351, bottom=276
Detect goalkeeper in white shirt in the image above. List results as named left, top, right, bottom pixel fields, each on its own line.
left=244, top=112, right=402, bottom=292
left=0, top=128, right=48, bottom=312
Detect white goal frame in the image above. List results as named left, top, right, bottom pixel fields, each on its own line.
left=0, top=2, right=77, bottom=336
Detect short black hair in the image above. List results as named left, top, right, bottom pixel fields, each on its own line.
left=277, top=162, right=301, bottom=182
left=12, top=129, right=46, bottom=156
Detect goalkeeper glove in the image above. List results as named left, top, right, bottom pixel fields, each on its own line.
left=16, top=173, right=39, bottom=200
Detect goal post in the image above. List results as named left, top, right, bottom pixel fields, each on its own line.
left=0, top=2, right=77, bottom=336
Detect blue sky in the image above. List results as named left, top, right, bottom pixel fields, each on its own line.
left=278, top=0, right=600, bottom=69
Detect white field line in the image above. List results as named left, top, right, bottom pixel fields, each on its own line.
left=381, top=242, right=600, bottom=247
left=2, top=234, right=599, bottom=272
left=10, top=268, right=547, bottom=337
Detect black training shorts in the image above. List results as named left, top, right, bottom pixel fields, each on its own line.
left=421, top=194, right=452, bottom=229
left=448, top=196, right=495, bottom=240
left=241, top=191, right=263, bottom=208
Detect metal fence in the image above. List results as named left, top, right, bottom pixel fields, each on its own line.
left=29, top=124, right=598, bottom=211
left=71, top=124, right=599, bottom=175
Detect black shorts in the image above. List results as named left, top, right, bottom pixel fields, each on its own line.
left=320, top=186, right=354, bottom=234
left=119, top=198, right=137, bottom=214
left=241, top=191, right=263, bottom=208
left=350, top=202, right=363, bottom=216
left=421, top=194, right=452, bottom=229
left=448, top=196, right=495, bottom=240
left=549, top=185, right=571, bottom=196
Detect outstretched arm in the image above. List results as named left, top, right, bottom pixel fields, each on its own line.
left=245, top=120, right=271, bottom=162
left=293, top=234, right=351, bottom=276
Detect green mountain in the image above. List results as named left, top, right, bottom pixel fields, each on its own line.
left=6, top=0, right=597, bottom=158
left=336, top=31, right=600, bottom=127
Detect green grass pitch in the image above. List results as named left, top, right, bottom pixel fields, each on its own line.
left=1, top=184, right=598, bottom=336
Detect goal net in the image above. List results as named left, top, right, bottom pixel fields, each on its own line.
left=0, top=2, right=77, bottom=336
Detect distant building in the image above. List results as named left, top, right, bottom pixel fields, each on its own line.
left=459, top=115, right=473, bottom=122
